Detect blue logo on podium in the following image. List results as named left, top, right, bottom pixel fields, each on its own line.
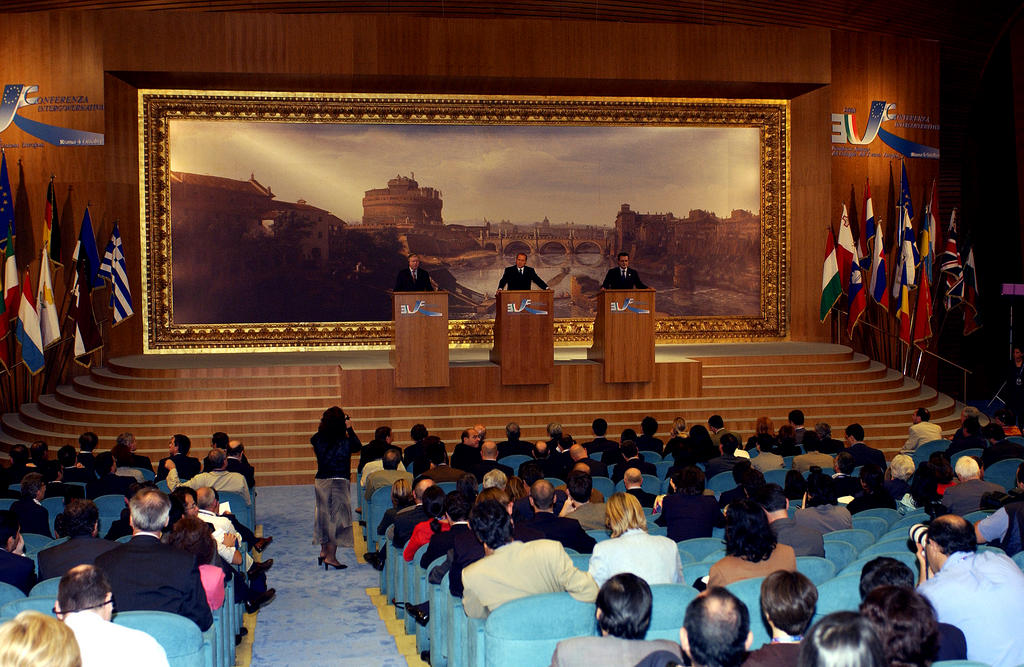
left=507, top=298, right=548, bottom=315
left=610, top=298, right=649, bottom=314
left=400, top=300, right=442, bottom=317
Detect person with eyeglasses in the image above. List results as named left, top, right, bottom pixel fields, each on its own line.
left=55, top=564, right=169, bottom=667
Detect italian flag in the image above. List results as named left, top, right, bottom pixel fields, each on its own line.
left=820, top=228, right=842, bottom=322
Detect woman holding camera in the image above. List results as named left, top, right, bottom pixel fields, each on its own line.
left=312, top=406, right=361, bottom=570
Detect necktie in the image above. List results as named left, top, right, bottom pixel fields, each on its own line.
left=412, top=270, right=417, bottom=281
left=622, top=270, right=627, bottom=280
left=519, top=268, right=523, bottom=275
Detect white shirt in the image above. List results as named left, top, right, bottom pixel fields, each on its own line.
left=63, top=611, right=169, bottom=667
left=198, top=508, right=251, bottom=570
left=587, top=529, right=682, bottom=588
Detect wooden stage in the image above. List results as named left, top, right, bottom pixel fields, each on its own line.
left=0, top=343, right=960, bottom=485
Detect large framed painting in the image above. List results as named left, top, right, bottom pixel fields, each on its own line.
left=139, top=91, right=788, bottom=351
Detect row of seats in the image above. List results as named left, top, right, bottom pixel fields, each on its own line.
left=378, top=501, right=1024, bottom=667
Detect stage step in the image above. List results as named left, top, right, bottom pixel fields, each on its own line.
left=0, top=344, right=962, bottom=485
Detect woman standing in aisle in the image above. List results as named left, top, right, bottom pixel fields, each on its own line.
left=312, top=406, right=361, bottom=570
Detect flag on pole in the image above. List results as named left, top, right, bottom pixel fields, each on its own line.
left=938, top=209, right=964, bottom=311
left=820, top=228, right=842, bottom=322
left=892, top=163, right=919, bottom=304
left=920, top=180, right=939, bottom=280
left=867, top=189, right=888, bottom=310
left=44, top=178, right=61, bottom=266
left=69, top=241, right=103, bottom=366
left=836, top=203, right=859, bottom=293
left=848, top=259, right=867, bottom=337
left=859, top=180, right=874, bottom=271
left=37, top=249, right=60, bottom=348
left=912, top=269, right=933, bottom=349
left=0, top=255, right=8, bottom=370
left=962, top=245, right=981, bottom=336
left=0, top=152, right=13, bottom=254
left=97, top=222, right=134, bottom=324
left=15, top=269, right=44, bottom=374
left=76, top=208, right=103, bottom=290
left=3, top=224, right=17, bottom=326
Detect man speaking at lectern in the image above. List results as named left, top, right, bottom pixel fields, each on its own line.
left=497, top=252, right=548, bottom=291
left=394, top=254, right=433, bottom=292
left=602, top=252, right=648, bottom=289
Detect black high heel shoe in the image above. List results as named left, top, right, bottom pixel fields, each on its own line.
left=324, top=561, right=348, bottom=570
left=317, top=556, right=325, bottom=566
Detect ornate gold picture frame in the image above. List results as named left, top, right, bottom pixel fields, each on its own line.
left=139, top=91, right=788, bottom=352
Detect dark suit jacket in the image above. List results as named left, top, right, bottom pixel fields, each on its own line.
left=128, top=454, right=154, bottom=473
left=394, top=267, right=433, bottom=292
left=156, top=454, right=202, bottom=481
left=635, top=435, right=664, bottom=455
left=403, top=441, right=426, bottom=469
left=541, top=451, right=573, bottom=480
left=76, top=453, right=96, bottom=475
left=511, top=492, right=568, bottom=524
left=522, top=511, right=596, bottom=554
left=705, top=455, right=743, bottom=480
left=656, top=494, right=725, bottom=542
left=61, top=467, right=96, bottom=485
left=818, top=438, right=846, bottom=455
left=843, top=442, right=887, bottom=469
left=626, top=487, right=658, bottom=508
left=96, top=535, right=212, bottom=631
left=420, top=522, right=472, bottom=569
left=357, top=439, right=391, bottom=474
left=420, top=465, right=465, bottom=484
left=471, top=460, right=514, bottom=482
left=87, top=474, right=134, bottom=500
left=226, top=457, right=256, bottom=489
left=392, top=505, right=431, bottom=548
left=0, top=548, right=36, bottom=594
left=44, top=482, right=84, bottom=502
left=981, top=440, right=1024, bottom=469
left=612, top=458, right=656, bottom=483
left=37, top=535, right=118, bottom=581
left=832, top=475, right=863, bottom=498
left=578, top=458, right=609, bottom=479
left=450, top=444, right=482, bottom=473
left=601, top=267, right=648, bottom=289
left=497, top=265, right=547, bottom=291
left=583, top=437, right=618, bottom=456
left=496, top=439, right=533, bottom=460
left=11, top=498, right=52, bottom=538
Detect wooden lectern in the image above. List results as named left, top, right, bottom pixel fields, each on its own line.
left=490, top=290, right=554, bottom=385
left=588, top=289, right=656, bottom=383
left=391, top=291, right=450, bottom=388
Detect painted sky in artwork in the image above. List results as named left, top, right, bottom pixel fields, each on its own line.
left=169, top=120, right=760, bottom=226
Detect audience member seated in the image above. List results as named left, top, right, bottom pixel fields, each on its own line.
left=512, top=463, right=564, bottom=522
left=578, top=419, right=614, bottom=459
left=789, top=410, right=808, bottom=444
left=363, top=448, right=412, bottom=501
left=743, top=570, right=817, bottom=667
left=87, top=455, right=134, bottom=500
left=194, top=487, right=275, bottom=602
left=155, top=434, right=202, bottom=482
left=860, top=586, right=938, bottom=667
left=38, top=499, right=117, bottom=581
left=794, top=470, right=852, bottom=534
left=496, top=422, right=532, bottom=459
left=419, top=438, right=464, bottom=483
left=830, top=452, right=861, bottom=498
left=705, top=434, right=745, bottom=480
left=110, top=443, right=145, bottom=483
left=551, top=573, right=683, bottom=667
left=981, top=423, right=1024, bottom=469
left=846, top=464, right=897, bottom=514
left=506, top=475, right=528, bottom=503
left=0, top=510, right=35, bottom=594
left=623, top=468, right=657, bottom=508
left=773, top=425, right=802, bottom=457
left=841, top=423, right=886, bottom=469
left=993, top=408, right=1021, bottom=438
left=403, top=424, right=430, bottom=470
left=858, top=556, right=966, bottom=662
left=636, top=416, right=664, bottom=455
left=167, top=516, right=226, bottom=611
left=2, top=445, right=32, bottom=494
left=757, top=484, right=825, bottom=557
left=168, top=448, right=251, bottom=505
left=884, top=454, right=915, bottom=503
left=357, top=426, right=394, bottom=474
left=11, top=473, right=52, bottom=538
left=942, top=455, right=1002, bottom=516
left=908, top=453, right=952, bottom=509
left=719, top=464, right=765, bottom=510
left=655, top=467, right=725, bottom=542
left=750, top=434, right=784, bottom=474
left=95, top=487, right=213, bottom=631
left=29, top=441, right=60, bottom=483
left=55, top=564, right=169, bottom=667
left=900, top=406, right=944, bottom=455
left=363, top=478, right=414, bottom=571
left=588, top=493, right=681, bottom=587
left=798, top=612, right=885, bottom=667
left=708, top=498, right=796, bottom=588
left=0, top=609, right=81, bottom=667
left=783, top=469, right=807, bottom=501
left=916, top=513, right=1024, bottom=666
left=947, top=414, right=987, bottom=456
left=420, top=491, right=472, bottom=570
left=77, top=432, right=99, bottom=475
left=57, top=446, right=94, bottom=486
left=976, top=461, right=1024, bottom=556
left=813, top=422, right=845, bottom=455
left=461, top=498, right=597, bottom=618
left=612, top=441, right=655, bottom=482
left=450, top=428, right=482, bottom=473
left=667, top=425, right=717, bottom=470
left=641, top=587, right=751, bottom=667
left=403, top=485, right=449, bottom=561
left=560, top=471, right=607, bottom=531
left=118, top=432, right=154, bottom=473
left=391, top=478, right=436, bottom=549
left=225, top=440, right=256, bottom=489
left=792, top=434, right=834, bottom=473
left=472, top=441, right=514, bottom=482
left=522, top=479, right=596, bottom=554
left=746, top=416, right=780, bottom=453
left=564, top=445, right=607, bottom=480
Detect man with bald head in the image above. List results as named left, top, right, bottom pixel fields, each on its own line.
left=623, top=468, right=656, bottom=508
left=917, top=513, right=1024, bottom=666
left=522, top=480, right=596, bottom=554
left=472, top=441, right=514, bottom=481
left=451, top=428, right=482, bottom=472
left=570, top=444, right=609, bottom=479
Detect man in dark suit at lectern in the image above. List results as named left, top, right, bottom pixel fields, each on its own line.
left=394, top=254, right=433, bottom=292
left=601, top=252, right=648, bottom=289
left=497, top=252, right=548, bottom=291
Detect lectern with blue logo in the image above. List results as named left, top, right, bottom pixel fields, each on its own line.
left=588, top=288, right=655, bottom=383
left=490, top=290, right=554, bottom=385
left=391, top=291, right=450, bottom=388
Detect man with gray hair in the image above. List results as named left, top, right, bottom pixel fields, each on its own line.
left=95, top=487, right=213, bottom=630
left=481, top=469, right=508, bottom=491
left=56, top=564, right=168, bottom=666
left=167, top=448, right=251, bottom=506
left=116, top=432, right=153, bottom=473
left=498, top=422, right=531, bottom=458
left=814, top=422, right=844, bottom=454
left=942, top=456, right=1003, bottom=516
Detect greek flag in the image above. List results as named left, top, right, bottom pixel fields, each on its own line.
left=97, top=222, right=133, bottom=324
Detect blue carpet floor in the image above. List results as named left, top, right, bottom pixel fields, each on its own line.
left=250, top=485, right=407, bottom=667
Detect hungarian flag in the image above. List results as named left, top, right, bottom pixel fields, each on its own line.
left=920, top=180, right=939, bottom=279
left=820, top=228, right=842, bottom=322
left=3, top=224, right=18, bottom=325
left=867, top=189, right=888, bottom=310
left=15, top=269, right=44, bottom=374
left=44, top=178, right=61, bottom=266
left=848, top=259, right=867, bottom=337
left=962, top=245, right=981, bottom=336
left=938, top=210, right=963, bottom=311
left=912, top=270, right=933, bottom=349
left=836, top=203, right=859, bottom=293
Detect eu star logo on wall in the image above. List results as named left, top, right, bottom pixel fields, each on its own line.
left=0, top=84, right=104, bottom=147
left=830, top=100, right=938, bottom=160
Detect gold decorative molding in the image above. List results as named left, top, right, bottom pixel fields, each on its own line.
left=139, top=91, right=787, bottom=352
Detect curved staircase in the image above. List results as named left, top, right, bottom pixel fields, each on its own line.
left=0, top=344, right=961, bottom=485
